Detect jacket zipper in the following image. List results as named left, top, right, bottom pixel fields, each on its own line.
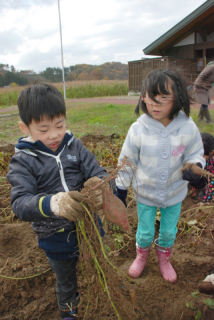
left=55, top=154, right=69, bottom=192
left=37, top=147, right=69, bottom=192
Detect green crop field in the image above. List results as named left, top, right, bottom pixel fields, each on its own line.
left=0, top=80, right=128, bottom=108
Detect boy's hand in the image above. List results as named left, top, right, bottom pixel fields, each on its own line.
left=50, top=191, right=84, bottom=221
left=83, top=177, right=103, bottom=214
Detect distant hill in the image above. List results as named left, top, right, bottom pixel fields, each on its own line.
left=0, top=62, right=128, bottom=86
left=40, top=62, right=128, bottom=82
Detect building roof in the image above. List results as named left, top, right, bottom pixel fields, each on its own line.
left=143, top=0, right=214, bottom=55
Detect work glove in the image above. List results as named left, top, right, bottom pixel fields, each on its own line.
left=82, top=177, right=103, bottom=214
left=182, top=163, right=207, bottom=189
left=50, top=191, right=84, bottom=221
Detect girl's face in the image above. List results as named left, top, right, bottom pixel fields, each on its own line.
left=144, top=84, right=174, bottom=127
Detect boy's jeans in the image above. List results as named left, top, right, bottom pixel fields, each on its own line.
left=48, top=257, right=78, bottom=310
left=136, top=202, right=182, bottom=248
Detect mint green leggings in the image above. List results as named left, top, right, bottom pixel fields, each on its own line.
left=136, top=202, right=182, bottom=248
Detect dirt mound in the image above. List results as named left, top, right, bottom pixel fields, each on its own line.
left=0, top=143, right=15, bottom=153
left=1, top=198, right=214, bottom=319
left=80, top=133, right=121, bottom=145
left=1, top=136, right=214, bottom=319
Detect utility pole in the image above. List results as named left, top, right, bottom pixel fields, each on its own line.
left=57, top=0, right=66, bottom=99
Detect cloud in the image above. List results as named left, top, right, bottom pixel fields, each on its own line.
left=0, top=0, right=206, bottom=72
left=17, top=47, right=61, bottom=72
left=0, top=0, right=55, bottom=11
left=0, top=29, right=24, bottom=54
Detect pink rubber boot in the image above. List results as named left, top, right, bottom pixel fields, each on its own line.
left=154, top=239, right=177, bottom=283
left=128, top=243, right=151, bottom=278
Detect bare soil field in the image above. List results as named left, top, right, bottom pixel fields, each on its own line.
left=1, top=135, right=214, bottom=320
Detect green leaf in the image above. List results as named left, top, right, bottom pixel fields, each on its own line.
left=115, top=242, right=120, bottom=250
left=203, top=298, right=214, bottom=309
left=190, top=306, right=197, bottom=310
left=195, top=310, right=202, bottom=320
left=186, top=301, right=196, bottom=310
left=191, top=291, right=200, bottom=298
left=105, top=245, right=111, bottom=252
left=112, top=224, right=120, bottom=231
left=115, top=234, right=123, bottom=242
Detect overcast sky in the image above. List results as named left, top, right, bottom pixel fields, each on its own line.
left=0, top=0, right=206, bottom=73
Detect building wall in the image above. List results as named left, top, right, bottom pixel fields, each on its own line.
left=166, top=44, right=195, bottom=59
left=174, top=33, right=195, bottom=46
left=207, top=31, right=214, bottom=42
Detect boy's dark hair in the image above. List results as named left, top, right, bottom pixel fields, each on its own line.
left=135, top=69, right=190, bottom=118
left=201, top=132, right=214, bottom=156
left=18, top=84, right=66, bottom=126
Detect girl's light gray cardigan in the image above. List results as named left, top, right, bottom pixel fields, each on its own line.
left=116, top=111, right=205, bottom=208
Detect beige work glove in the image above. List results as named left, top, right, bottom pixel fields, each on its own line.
left=50, top=191, right=84, bottom=221
left=83, top=177, right=103, bottom=214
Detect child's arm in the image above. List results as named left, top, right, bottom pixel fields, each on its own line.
left=7, top=156, right=52, bottom=222
left=115, top=125, right=138, bottom=190
left=7, top=156, right=84, bottom=222
left=181, top=124, right=206, bottom=189
left=182, top=124, right=205, bottom=168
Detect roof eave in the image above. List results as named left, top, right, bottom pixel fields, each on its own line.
left=143, top=0, right=214, bottom=55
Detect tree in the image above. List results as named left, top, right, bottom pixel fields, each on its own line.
left=10, top=65, right=16, bottom=73
left=78, top=72, right=91, bottom=80
left=90, top=67, right=102, bottom=80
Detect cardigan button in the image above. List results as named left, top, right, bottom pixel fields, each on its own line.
left=162, top=152, right=168, bottom=159
left=161, top=130, right=168, bottom=137
left=160, top=173, right=167, bottom=180
left=159, top=191, right=166, bottom=197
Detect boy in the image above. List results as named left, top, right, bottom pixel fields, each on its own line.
left=7, top=84, right=108, bottom=320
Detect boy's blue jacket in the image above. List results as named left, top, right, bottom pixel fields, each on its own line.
left=7, top=131, right=108, bottom=259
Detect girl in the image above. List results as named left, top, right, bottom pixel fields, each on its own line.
left=116, top=69, right=206, bottom=283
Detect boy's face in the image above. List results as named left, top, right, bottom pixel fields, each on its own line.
left=19, top=115, right=66, bottom=152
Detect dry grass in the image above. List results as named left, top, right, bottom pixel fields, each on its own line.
left=0, top=80, right=128, bottom=107
left=0, top=80, right=127, bottom=94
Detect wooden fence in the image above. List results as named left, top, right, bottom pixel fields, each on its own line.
left=128, top=57, right=197, bottom=92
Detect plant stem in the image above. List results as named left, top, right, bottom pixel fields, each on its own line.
left=0, top=268, right=51, bottom=280
left=77, top=218, right=121, bottom=319
left=81, top=203, right=135, bottom=284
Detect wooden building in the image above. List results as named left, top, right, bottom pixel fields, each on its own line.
left=129, top=0, right=214, bottom=91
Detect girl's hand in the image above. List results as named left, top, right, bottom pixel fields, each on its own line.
left=182, top=163, right=202, bottom=181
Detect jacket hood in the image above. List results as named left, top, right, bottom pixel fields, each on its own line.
left=15, top=130, right=74, bottom=155
left=136, top=110, right=190, bottom=134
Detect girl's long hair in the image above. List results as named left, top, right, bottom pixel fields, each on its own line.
left=135, top=69, right=191, bottom=119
